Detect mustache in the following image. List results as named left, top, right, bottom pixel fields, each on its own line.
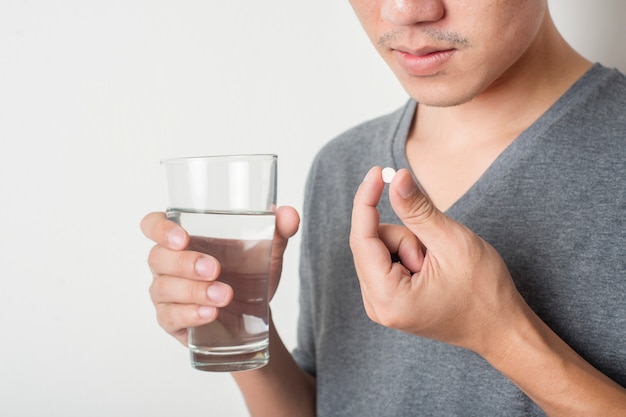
left=378, top=29, right=471, bottom=49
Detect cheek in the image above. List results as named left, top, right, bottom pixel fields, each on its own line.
left=488, top=2, right=547, bottom=53
left=348, top=0, right=380, bottom=32
left=462, top=3, right=547, bottom=71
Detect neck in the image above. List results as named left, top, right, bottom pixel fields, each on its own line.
left=413, top=12, right=592, bottom=148
left=404, top=12, right=592, bottom=211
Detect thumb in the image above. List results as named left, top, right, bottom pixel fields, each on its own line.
left=268, top=205, right=300, bottom=299
left=272, top=206, right=300, bottom=261
left=388, top=169, right=447, bottom=251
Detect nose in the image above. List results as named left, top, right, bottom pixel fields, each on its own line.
left=381, top=0, right=445, bottom=26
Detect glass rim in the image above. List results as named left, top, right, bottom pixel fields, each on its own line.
left=160, top=154, right=277, bottom=165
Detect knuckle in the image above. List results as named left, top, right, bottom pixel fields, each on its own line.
left=139, top=213, right=155, bottom=237
left=141, top=212, right=168, bottom=241
left=155, top=304, right=207, bottom=337
left=147, top=245, right=162, bottom=270
left=155, top=305, right=178, bottom=334
left=188, top=280, right=209, bottom=304
left=149, top=276, right=168, bottom=303
left=404, top=195, right=437, bottom=225
left=177, top=251, right=200, bottom=278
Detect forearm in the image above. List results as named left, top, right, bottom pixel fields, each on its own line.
left=232, top=314, right=316, bottom=417
left=483, top=295, right=626, bottom=417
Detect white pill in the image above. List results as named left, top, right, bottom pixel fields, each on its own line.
left=382, top=167, right=396, bottom=184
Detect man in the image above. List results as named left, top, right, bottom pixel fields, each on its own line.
left=141, top=1, right=626, bottom=415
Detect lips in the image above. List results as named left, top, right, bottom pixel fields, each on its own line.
left=392, top=47, right=456, bottom=77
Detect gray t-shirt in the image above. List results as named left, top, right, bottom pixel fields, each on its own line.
left=292, top=64, right=626, bottom=416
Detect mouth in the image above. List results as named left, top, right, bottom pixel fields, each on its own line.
left=392, top=46, right=457, bottom=77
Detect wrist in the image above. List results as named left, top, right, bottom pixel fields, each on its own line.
left=476, top=294, right=626, bottom=416
left=477, top=292, right=536, bottom=368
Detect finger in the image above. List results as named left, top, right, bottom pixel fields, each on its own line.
left=350, top=167, right=384, bottom=240
left=275, top=206, right=300, bottom=240
left=350, top=167, right=399, bottom=289
left=268, top=206, right=300, bottom=297
left=140, top=211, right=189, bottom=250
left=155, top=302, right=219, bottom=345
left=388, top=169, right=447, bottom=252
left=378, top=224, right=425, bottom=273
left=150, top=275, right=233, bottom=307
left=270, top=206, right=300, bottom=274
left=148, top=244, right=221, bottom=281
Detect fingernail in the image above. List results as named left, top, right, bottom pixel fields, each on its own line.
left=167, top=228, right=186, bottom=249
left=195, top=258, right=216, bottom=277
left=207, top=284, right=228, bottom=303
left=397, top=173, right=418, bottom=199
left=198, top=305, right=216, bottom=319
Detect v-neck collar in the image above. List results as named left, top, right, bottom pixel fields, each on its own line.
left=391, top=63, right=610, bottom=220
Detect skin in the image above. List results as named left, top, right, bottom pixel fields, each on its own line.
left=142, top=1, right=626, bottom=415
left=352, top=0, right=550, bottom=107
left=351, top=168, right=626, bottom=416
left=142, top=208, right=315, bottom=416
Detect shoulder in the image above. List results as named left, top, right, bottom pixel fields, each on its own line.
left=579, top=65, right=626, bottom=125
left=550, top=65, right=626, bottom=149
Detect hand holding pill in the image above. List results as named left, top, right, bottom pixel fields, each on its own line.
left=349, top=166, right=522, bottom=355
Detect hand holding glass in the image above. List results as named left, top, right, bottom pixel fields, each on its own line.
left=162, top=155, right=277, bottom=372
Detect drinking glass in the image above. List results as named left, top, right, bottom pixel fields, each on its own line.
left=162, top=154, right=277, bottom=372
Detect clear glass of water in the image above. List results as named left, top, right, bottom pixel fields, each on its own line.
left=161, top=154, right=277, bottom=372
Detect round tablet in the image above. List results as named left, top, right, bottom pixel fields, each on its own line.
left=382, top=167, right=396, bottom=184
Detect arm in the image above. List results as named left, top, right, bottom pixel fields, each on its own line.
left=483, top=298, right=626, bottom=417
left=233, top=314, right=316, bottom=417
left=141, top=207, right=316, bottom=416
left=349, top=167, right=626, bottom=417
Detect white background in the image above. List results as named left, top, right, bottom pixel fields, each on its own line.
left=1, top=1, right=624, bottom=416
